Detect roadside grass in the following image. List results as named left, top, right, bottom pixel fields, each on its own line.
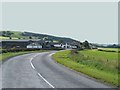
left=53, top=50, right=119, bottom=87
left=0, top=50, right=49, bottom=61
left=0, top=52, right=30, bottom=61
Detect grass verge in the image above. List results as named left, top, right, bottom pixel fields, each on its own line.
left=52, top=50, right=119, bottom=87
left=0, top=50, right=49, bottom=61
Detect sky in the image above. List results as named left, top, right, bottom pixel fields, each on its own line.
left=1, top=1, right=118, bottom=44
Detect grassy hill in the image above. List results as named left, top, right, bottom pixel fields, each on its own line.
left=0, top=31, right=77, bottom=43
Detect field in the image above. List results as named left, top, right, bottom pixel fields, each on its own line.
left=0, top=31, right=34, bottom=40
left=0, top=36, right=9, bottom=39
left=53, top=48, right=120, bottom=87
left=98, top=48, right=120, bottom=52
left=0, top=36, right=18, bottom=40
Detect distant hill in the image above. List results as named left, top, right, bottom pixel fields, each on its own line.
left=91, top=43, right=120, bottom=48
left=0, top=31, right=78, bottom=43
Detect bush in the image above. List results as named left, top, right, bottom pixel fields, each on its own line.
left=71, top=49, right=79, bottom=54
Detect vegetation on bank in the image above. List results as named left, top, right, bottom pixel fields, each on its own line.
left=0, top=50, right=50, bottom=61
left=0, top=47, right=64, bottom=61
left=1, top=48, right=62, bottom=54
left=0, top=47, right=58, bottom=61
left=0, top=52, right=31, bottom=61
left=53, top=49, right=120, bottom=87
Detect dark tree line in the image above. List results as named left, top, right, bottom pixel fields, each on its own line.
left=1, top=31, right=13, bottom=37
left=82, top=40, right=90, bottom=49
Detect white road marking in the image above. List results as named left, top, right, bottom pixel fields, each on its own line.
left=48, top=51, right=59, bottom=57
left=30, top=61, right=35, bottom=69
left=37, top=73, right=55, bottom=88
left=48, top=53, right=55, bottom=57
left=30, top=53, right=55, bottom=88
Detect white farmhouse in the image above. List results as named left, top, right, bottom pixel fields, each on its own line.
left=71, top=46, right=77, bottom=49
left=27, top=43, right=42, bottom=49
left=54, top=43, right=77, bottom=49
left=54, top=44, right=62, bottom=48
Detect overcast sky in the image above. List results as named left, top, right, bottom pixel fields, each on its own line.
left=2, top=2, right=118, bottom=44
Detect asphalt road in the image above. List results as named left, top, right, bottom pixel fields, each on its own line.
left=1, top=51, right=113, bottom=88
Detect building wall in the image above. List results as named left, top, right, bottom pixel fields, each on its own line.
left=1, top=40, right=47, bottom=49
left=2, top=41, right=30, bottom=49
left=27, top=45, right=42, bottom=49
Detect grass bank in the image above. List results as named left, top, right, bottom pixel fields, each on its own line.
left=0, top=50, right=49, bottom=61
left=53, top=49, right=119, bottom=87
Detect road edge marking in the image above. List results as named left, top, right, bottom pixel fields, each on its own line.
left=30, top=53, right=55, bottom=88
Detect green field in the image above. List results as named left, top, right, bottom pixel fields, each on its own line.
left=0, top=36, right=18, bottom=40
left=98, top=48, right=120, bottom=52
left=0, top=36, right=9, bottom=39
left=53, top=49, right=120, bottom=87
left=0, top=31, right=31, bottom=40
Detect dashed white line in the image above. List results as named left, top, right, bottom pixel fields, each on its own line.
left=30, top=53, right=55, bottom=88
left=30, top=61, right=35, bottom=69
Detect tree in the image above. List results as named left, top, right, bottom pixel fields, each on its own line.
left=59, top=40, right=64, bottom=44
left=83, top=40, right=90, bottom=49
left=38, top=37, right=41, bottom=39
left=2, top=31, right=13, bottom=37
left=2, top=31, right=6, bottom=36
left=9, top=36, right=12, bottom=39
left=6, top=31, right=13, bottom=36
left=29, top=36, right=32, bottom=39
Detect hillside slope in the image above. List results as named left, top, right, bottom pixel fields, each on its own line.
left=0, top=31, right=78, bottom=43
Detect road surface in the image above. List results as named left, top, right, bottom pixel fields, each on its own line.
left=1, top=51, right=113, bottom=88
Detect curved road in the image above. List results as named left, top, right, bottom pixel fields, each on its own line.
left=1, top=51, right=113, bottom=88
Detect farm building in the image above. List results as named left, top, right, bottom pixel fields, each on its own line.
left=27, top=43, right=42, bottom=49
left=0, top=39, right=79, bottom=49
left=1, top=40, right=45, bottom=49
left=54, top=43, right=77, bottom=49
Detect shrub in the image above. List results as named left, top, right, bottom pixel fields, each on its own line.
left=70, top=49, right=79, bottom=54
